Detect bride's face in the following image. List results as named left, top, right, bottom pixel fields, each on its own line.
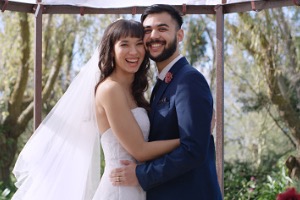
left=113, top=36, right=145, bottom=75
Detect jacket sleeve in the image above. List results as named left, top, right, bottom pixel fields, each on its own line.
left=136, top=70, right=214, bottom=190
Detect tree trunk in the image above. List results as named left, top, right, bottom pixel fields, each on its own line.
left=0, top=135, right=18, bottom=187
left=286, top=155, right=300, bottom=180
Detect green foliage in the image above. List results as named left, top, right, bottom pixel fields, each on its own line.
left=238, top=92, right=270, bottom=112
left=0, top=186, right=11, bottom=200
left=182, top=15, right=207, bottom=66
left=224, top=7, right=299, bottom=167
left=224, top=161, right=254, bottom=199
left=0, top=180, right=15, bottom=200
left=225, top=8, right=300, bottom=144
left=225, top=158, right=297, bottom=200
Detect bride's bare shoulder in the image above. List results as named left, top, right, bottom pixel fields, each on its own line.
left=95, top=79, right=124, bottom=100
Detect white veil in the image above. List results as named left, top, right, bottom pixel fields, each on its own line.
left=12, top=49, right=101, bottom=200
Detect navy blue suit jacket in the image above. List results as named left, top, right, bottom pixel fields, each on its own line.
left=136, top=57, right=222, bottom=200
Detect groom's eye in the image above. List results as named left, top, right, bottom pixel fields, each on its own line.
left=144, top=29, right=151, bottom=34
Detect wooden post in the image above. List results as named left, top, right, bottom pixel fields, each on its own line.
left=215, top=4, right=224, bottom=197
left=34, top=3, right=43, bottom=129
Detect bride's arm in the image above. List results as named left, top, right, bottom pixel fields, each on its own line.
left=96, top=82, right=179, bottom=163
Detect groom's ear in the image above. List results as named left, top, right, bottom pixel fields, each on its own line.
left=177, top=29, right=184, bottom=43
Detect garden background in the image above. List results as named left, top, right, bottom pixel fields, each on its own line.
left=0, top=1, right=299, bottom=199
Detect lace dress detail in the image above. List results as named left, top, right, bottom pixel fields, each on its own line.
left=92, top=107, right=150, bottom=200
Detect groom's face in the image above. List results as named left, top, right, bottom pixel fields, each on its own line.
left=142, top=12, right=181, bottom=63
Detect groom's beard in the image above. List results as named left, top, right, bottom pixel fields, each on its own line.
left=146, top=37, right=177, bottom=62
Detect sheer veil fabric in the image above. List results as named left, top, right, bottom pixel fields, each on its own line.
left=12, top=50, right=101, bottom=200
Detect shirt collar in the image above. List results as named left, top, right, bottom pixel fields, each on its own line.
left=157, top=54, right=183, bottom=81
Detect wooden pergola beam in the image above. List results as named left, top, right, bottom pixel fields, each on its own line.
left=1, top=0, right=297, bottom=15
left=223, top=0, right=298, bottom=13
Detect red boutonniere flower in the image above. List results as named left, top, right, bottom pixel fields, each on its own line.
left=164, top=72, right=173, bottom=84
left=276, top=187, right=300, bottom=200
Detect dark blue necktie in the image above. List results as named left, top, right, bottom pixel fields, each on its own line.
left=150, top=78, right=163, bottom=103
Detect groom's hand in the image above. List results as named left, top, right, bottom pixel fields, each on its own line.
left=110, top=160, right=139, bottom=186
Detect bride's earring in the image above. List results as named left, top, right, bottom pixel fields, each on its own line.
left=111, top=60, right=115, bottom=70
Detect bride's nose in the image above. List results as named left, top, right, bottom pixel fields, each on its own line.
left=128, top=46, right=138, bottom=55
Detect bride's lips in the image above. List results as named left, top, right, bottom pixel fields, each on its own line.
left=125, top=58, right=139, bottom=63
left=125, top=58, right=141, bottom=68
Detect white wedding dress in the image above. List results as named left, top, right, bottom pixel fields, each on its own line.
left=12, top=50, right=149, bottom=200
left=92, top=107, right=149, bottom=200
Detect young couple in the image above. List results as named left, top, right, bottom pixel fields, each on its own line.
left=12, top=4, right=222, bottom=200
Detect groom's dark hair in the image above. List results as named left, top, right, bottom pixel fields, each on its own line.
left=141, top=4, right=183, bottom=30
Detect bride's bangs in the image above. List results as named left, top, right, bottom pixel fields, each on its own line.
left=114, top=20, right=144, bottom=41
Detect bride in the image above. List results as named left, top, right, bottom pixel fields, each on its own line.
left=12, top=19, right=179, bottom=200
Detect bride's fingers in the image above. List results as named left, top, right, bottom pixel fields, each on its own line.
left=110, top=173, right=120, bottom=180
left=111, top=176, right=126, bottom=186
left=110, top=168, right=123, bottom=178
left=110, top=170, right=125, bottom=184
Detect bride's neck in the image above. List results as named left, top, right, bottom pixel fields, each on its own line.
left=110, top=72, right=134, bottom=90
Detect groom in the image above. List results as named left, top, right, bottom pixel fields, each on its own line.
left=111, top=4, right=222, bottom=200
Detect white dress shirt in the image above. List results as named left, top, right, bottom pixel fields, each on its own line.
left=157, top=54, right=183, bottom=81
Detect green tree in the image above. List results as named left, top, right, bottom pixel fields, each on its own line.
left=225, top=7, right=300, bottom=178
left=182, top=15, right=216, bottom=91
left=182, top=15, right=207, bottom=66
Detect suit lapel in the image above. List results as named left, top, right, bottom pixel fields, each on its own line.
left=150, top=57, right=189, bottom=122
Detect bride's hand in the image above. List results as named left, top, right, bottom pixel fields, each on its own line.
left=110, top=160, right=139, bottom=186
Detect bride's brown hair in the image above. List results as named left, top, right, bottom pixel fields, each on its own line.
left=95, top=19, right=150, bottom=110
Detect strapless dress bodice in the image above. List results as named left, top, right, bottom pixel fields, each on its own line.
left=101, top=107, right=150, bottom=168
